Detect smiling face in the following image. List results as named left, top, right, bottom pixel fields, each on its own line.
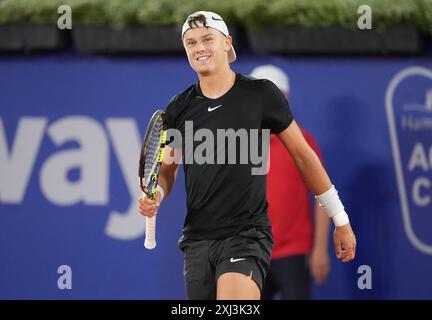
left=182, top=27, right=232, bottom=76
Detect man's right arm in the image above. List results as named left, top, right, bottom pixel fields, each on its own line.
left=157, top=146, right=181, bottom=198
left=138, top=146, right=180, bottom=217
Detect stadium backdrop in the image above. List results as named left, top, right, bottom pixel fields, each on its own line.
left=0, top=54, right=431, bottom=299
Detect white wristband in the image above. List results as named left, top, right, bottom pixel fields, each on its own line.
left=331, top=211, right=350, bottom=227
left=315, top=185, right=350, bottom=227
left=156, top=185, right=165, bottom=202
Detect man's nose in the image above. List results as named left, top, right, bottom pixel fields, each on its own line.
left=194, top=41, right=206, bottom=53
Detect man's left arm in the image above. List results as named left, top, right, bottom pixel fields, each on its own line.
left=277, top=120, right=357, bottom=262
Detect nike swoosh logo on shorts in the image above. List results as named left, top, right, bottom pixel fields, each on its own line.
left=230, top=257, right=246, bottom=263
left=208, top=104, right=223, bottom=112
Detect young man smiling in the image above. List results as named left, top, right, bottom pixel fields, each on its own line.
left=138, top=11, right=357, bottom=300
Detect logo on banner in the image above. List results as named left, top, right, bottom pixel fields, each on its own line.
left=386, top=66, right=432, bottom=255
left=0, top=117, right=144, bottom=241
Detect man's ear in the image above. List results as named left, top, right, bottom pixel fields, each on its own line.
left=225, top=36, right=232, bottom=52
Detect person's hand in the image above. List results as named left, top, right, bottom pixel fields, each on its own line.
left=310, top=246, right=330, bottom=285
left=138, top=191, right=161, bottom=218
left=334, top=224, right=356, bottom=262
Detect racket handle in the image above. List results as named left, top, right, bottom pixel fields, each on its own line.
left=144, top=215, right=157, bottom=249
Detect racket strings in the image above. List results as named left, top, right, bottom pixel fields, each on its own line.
left=143, top=117, right=163, bottom=186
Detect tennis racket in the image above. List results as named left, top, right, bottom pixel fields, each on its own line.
left=138, top=110, right=167, bottom=249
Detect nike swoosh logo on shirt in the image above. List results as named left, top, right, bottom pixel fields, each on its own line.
left=230, top=257, right=246, bottom=263
left=208, top=104, right=223, bottom=112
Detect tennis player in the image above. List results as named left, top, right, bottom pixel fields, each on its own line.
left=138, top=11, right=356, bottom=300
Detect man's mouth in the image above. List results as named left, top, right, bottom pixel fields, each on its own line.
left=196, top=55, right=211, bottom=61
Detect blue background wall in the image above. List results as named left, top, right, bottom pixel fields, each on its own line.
left=0, top=54, right=431, bottom=299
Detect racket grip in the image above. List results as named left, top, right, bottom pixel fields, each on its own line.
left=144, top=215, right=157, bottom=249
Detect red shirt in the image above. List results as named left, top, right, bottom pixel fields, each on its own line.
left=266, top=129, right=323, bottom=259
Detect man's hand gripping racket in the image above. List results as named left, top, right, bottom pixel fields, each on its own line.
left=138, top=110, right=167, bottom=249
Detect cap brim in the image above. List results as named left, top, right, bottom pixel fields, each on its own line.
left=228, top=45, right=236, bottom=63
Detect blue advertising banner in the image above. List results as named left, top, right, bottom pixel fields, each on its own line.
left=386, top=67, right=432, bottom=254
left=0, top=54, right=431, bottom=299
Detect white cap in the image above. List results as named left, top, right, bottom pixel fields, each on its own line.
left=250, top=65, right=290, bottom=94
left=181, top=11, right=236, bottom=63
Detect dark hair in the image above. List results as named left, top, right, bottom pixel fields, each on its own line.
left=187, top=14, right=207, bottom=29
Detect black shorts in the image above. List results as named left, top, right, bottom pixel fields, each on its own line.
left=179, top=227, right=274, bottom=300
left=262, top=255, right=310, bottom=300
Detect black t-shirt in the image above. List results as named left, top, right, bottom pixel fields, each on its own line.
left=165, top=73, right=294, bottom=241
